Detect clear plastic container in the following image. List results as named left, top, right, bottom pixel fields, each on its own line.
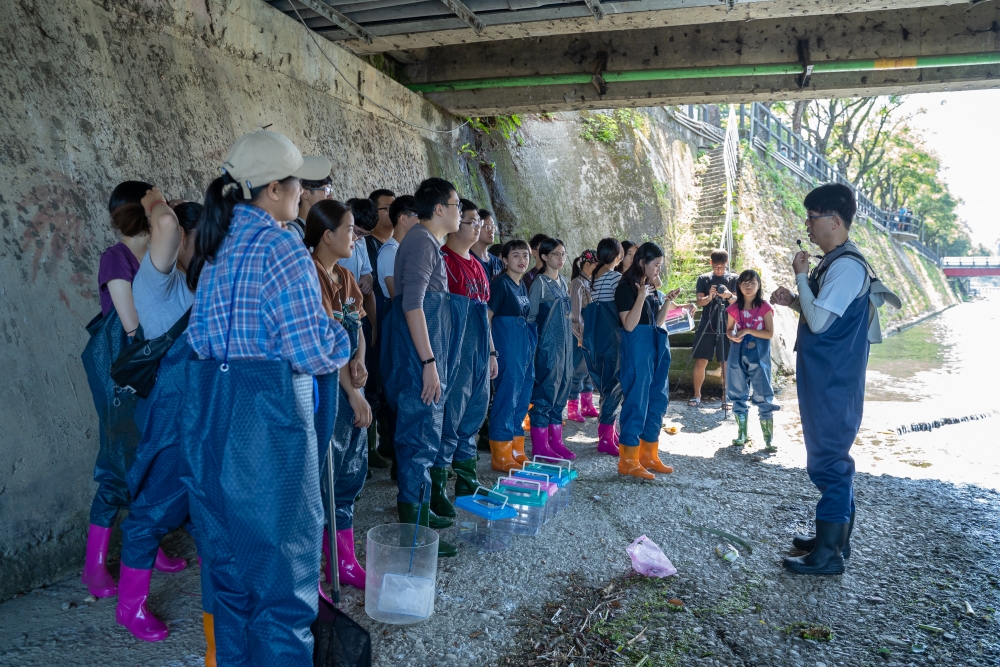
left=665, top=307, right=695, bottom=334
left=528, top=457, right=578, bottom=508
left=494, top=479, right=548, bottom=537
left=365, top=523, right=439, bottom=624
left=454, top=487, right=518, bottom=552
left=506, top=471, right=559, bottom=522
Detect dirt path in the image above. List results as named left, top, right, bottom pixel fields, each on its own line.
left=2, top=398, right=998, bottom=667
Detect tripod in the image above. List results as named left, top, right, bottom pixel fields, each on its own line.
left=671, top=289, right=731, bottom=420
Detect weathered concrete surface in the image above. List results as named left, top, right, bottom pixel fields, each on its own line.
left=0, top=0, right=464, bottom=601
left=410, top=1, right=1000, bottom=114
left=334, top=0, right=958, bottom=55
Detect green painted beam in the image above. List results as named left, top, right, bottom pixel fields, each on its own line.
left=407, top=52, right=1000, bottom=94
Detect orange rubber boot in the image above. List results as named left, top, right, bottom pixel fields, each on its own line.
left=618, top=445, right=655, bottom=480
left=490, top=440, right=519, bottom=472
left=522, top=406, right=532, bottom=431
left=511, top=436, right=529, bottom=464
left=203, top=613, right=217, bottom=667
left=639, top=439, right=674, bottom=474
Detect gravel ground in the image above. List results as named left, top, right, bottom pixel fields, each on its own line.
left=2, top=393, right=999, bottom=667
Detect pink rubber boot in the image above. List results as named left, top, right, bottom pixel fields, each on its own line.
left=81, top=524, right=117, bottom=598
left=546, top=424, right=577, bottom=460
left=116, top=565, right=169, bottom=642
left=154, top=548, right=187, bottom=573
left=337, top=529, right=366, bottom=590
left=580, top=392, right=599, bottom=418
left=597, top=423, right=620, bottom=456
left=529, top=426, right=559, bottom=459
left=566, top=399, right=585, bottom=423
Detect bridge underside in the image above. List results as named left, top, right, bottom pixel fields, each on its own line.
left=270, top=0, right=1000, bottom=114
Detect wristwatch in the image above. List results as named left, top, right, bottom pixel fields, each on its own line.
left=489, top=350, right=498, bottom=358
left=421, top=357, right=436, bottom=366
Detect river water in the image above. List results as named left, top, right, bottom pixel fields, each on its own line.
left=776, top=295, right=1000, bottom=490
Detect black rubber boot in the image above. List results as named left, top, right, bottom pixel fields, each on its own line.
left=396, top=502, right=458, bottom=557
left=367, top=427, right=391, bottom=469
left=792, top=510, right=854, bottom=559
left=452, top=458, right=480, bottom=497
left=429, top=467, right=456, bottom=518
left=782, top=520, right=849, bottom=575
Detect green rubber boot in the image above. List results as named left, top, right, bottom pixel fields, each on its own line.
left=732, top=413, right=751, bottom=447
left=367, top=427, right=391, bottom=469
left=397, top=502, right=458, bottom=557
left=760, top=418, right=776, bottom=452
left=452, top=458, right=480, bottom=497
left=429, top=467, right=456, bottom=519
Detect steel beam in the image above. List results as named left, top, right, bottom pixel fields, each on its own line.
left=292, top=0, right=376, bottom=44
left=437, top=0, right=486, bottom=33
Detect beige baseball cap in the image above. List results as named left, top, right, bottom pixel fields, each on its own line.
left=221, top=130, right=332, bottom=198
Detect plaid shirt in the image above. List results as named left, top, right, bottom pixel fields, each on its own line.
left=186, top=204, right=351, bottom=376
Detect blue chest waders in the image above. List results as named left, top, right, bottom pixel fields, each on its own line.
left=121, top=337, right=197, bottom=570
left=530, top=293, right=574, bottom=427
left=796, top=289, right=870, bottom=524
left=725, top=336, right=778, bottom=419
left=323, top=320, right=367, bottom=531
left=489, top=316, right=538, bottom=441
left=82, top=308, right=140, bottom=527
left=439, top=298, right=491, bottom=466
left=381, top=293, right=471, bottom=504
left=180, top=227, right=326, bottom=667
left=618, top=324, right=672, bottom=447
left=581, top=301, right=623, bottom=426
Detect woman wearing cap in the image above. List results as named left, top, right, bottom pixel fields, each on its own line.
left=181, top=130, right=350, bottom=666
left=567, top=249, right=599, bottom=423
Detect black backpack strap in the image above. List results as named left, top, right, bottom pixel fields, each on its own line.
left=165, top=308, right=192, bottom=343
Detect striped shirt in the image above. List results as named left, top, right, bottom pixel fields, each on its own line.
left=591, top=270, right=622, bottom=303
left=186, top=203, right=351, bottom=376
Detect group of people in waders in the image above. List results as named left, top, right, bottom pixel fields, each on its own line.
left=78, top=129, right=898, bottom=666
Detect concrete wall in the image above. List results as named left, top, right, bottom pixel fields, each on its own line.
left=0, top=0, right=470, bottom=599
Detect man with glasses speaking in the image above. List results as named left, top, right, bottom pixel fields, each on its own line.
left=770, top=183, right=898, bottom=576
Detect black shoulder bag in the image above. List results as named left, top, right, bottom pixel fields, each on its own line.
left=110, top=308, right=191, bottom=398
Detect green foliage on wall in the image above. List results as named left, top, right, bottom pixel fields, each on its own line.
left=579, top=108, right=648, bottom=143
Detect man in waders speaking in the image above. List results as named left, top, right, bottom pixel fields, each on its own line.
left=770, top=183, right=898, bottom=575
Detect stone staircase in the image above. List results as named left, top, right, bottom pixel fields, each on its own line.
left=691, top=146, right=728, bottom=253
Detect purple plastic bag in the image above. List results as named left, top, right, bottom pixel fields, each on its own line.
left=627, top=535, right=677, bottom=578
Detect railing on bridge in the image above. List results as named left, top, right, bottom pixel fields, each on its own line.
left=739, top=103, right=929, bottom=254
left=940, top=256, right=1000, bottom=278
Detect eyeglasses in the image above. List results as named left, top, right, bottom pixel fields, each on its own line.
left=377, top=206, right=390, bottom=212
left=354, top=228, right=371, bottom=238
left=460, top=218, right=483, bottom=228
left=546, top=252, right=567, bottom=259
left=308, top=186, right=334, bottom=196
left=442, top=202, right=464, bottom=214
left=805, top=213, right=833, bottom=221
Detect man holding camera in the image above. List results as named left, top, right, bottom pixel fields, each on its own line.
left=689, top=249, right=738, bottom=407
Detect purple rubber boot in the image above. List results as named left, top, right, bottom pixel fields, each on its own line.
left=116, top=565, right=169, bottom=642
left=81, top=524, right=117, bottom=598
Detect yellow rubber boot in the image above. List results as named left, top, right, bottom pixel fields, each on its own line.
left=511, top=436, right=529, bottom=464
left=490, top=440, right=519, bottom=472
left=618, top=445, right=654, bottom=480
left=639, top=439, right=674, bottom=474
left=203, top=612, right=217, bottom=667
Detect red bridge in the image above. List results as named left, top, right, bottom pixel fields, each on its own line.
left=942, top=257, right=1000, bottom=278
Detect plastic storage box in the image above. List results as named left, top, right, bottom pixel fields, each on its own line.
left=494, top=478, right=548, bottom=537
left=665, top=307, right=695, bottom=335
left=453, top=487, right=518, bottom=552
left=510, top=469, right=561, bottom=521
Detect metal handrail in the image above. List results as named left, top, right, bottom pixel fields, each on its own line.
left=721, top=104, right=738, bottom=260
left=742, top=102, right=932, bottom=259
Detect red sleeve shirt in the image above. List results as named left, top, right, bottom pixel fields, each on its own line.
left=441, top=247, right=490, bottom=303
